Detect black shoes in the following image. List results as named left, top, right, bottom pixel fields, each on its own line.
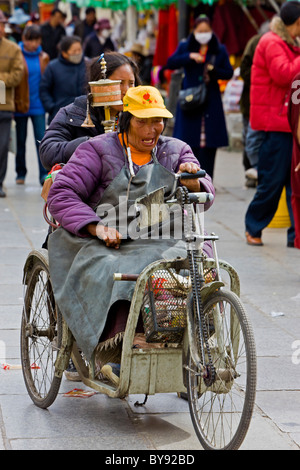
left=0, top=186, right=6, bottom=198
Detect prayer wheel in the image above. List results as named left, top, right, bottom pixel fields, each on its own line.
left=89, top=80, right=122, bottom=107
left=82, top=54, right=122, bottom=131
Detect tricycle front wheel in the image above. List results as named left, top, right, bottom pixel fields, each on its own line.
left=186, top=289, right=256, bottom=450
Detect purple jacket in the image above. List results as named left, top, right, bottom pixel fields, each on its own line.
left=47, top=132, right=215, bottom=236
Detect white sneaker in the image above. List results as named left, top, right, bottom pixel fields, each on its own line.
left=245, top=168, right=258, bottom=180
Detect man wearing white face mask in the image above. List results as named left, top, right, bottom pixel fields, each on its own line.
left=40, top=35, right=87, bottom=124
left=83, top=18, right=115, bottom=59
left=167, top=14, right=233, bottom=179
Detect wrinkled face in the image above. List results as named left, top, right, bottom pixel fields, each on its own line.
left=109, top=64, right=135, bottom=113
left=23, top=37, right=41, bottom=52
left=127, top=116, right=164, bottom=152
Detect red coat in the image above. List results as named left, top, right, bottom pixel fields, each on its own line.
left=250, top=18, right=300, bottom=133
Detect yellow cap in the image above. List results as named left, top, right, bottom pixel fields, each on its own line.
left=123, top=86, right=173, bottom=119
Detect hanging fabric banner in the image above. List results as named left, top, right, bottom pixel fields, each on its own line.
left=38, top=0, right=226, bottom=12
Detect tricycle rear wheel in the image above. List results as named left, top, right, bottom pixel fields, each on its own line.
left=20, top=256, right=62, bottom=408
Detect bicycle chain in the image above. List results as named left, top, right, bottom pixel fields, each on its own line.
left=177, top=186, right=215, bottom=387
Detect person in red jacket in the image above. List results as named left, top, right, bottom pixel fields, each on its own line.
left=245, top=1, right=300, bottom=247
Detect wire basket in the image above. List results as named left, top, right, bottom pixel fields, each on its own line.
left=141, top=268, right=190, bottom=343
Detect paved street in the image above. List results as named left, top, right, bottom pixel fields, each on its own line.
left=0, top=124, right=300, bottom=451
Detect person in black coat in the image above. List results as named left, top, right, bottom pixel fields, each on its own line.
left=83, top=18, right=115, bottom=59
left=73, top=7, right=97, bottom=41
left=166, top=15, right=233, bottom=179
left=39, top=35, right=87, bottom=124
left=40, top=8, right=66, bottom=60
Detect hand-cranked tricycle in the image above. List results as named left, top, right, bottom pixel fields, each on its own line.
left=20, top=167, right=256, bottom=451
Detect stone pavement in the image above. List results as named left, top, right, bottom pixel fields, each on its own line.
left=0, top=127, right=300, bottom=450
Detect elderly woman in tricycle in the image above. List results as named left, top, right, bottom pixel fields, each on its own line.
left=46, top=85, right=215, bottom=386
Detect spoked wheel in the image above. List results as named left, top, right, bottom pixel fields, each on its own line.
left=186, top=289, right=257, bottom=450
left=20, top=253, right=62, bottom=408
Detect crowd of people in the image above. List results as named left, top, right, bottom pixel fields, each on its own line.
left=0, top=2, right=300, bottom=253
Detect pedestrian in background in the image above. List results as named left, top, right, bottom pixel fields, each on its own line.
left=245, top=1, right=300, bottom=247
left=288, top=73, right=300, bottom=250
left=83, top=18, right=115, bottom=59
left=39, top=35, right=87, bottom=124
left=40, top=8, right=66, bottom=60
left=0, top=10, right=24, bottom=198
left=14, top=25, right=49, bottom=186
left=166, top=14, right=233, bottom=179
left=74, top=7, right=97, bottom=41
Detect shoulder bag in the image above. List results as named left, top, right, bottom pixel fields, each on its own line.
left=178, top=83, right=207, bottom=111
left=178, top=55, right=216, bottom=111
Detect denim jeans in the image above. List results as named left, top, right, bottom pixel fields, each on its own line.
left=245, top=131, right=295, bottom=244
left=245, top=123, right=266, bottom=169
left=15, top=114, right=47, bottom=184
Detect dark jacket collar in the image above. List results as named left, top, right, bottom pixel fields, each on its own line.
left=65, top=95, right=104, bottom=132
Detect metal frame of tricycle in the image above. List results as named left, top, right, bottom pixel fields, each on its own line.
left=34, top=252, right=241, bottom=400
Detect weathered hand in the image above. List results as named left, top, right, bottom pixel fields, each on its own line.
left=178, top=162, right=201, bottom=192
left=96, top=225, right=122, bottom=249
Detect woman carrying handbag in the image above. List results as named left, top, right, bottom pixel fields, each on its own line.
left=166, top=15, right=233, bottom=179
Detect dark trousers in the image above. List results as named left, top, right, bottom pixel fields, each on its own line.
left=245, top=131, right=295, bottom=244
left=0, top=111, right=13, bottom=187
left=192, top=146, right=217, bottom=180
left=15, top=114, right=47, bottom=184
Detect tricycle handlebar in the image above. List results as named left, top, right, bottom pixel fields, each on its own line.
left=179, top=170, right=206, bottom=180
left=188, top=192, right=214, bottom=203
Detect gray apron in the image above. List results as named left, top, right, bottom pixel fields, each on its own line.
left=48, top=150, right=187, bottom=360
